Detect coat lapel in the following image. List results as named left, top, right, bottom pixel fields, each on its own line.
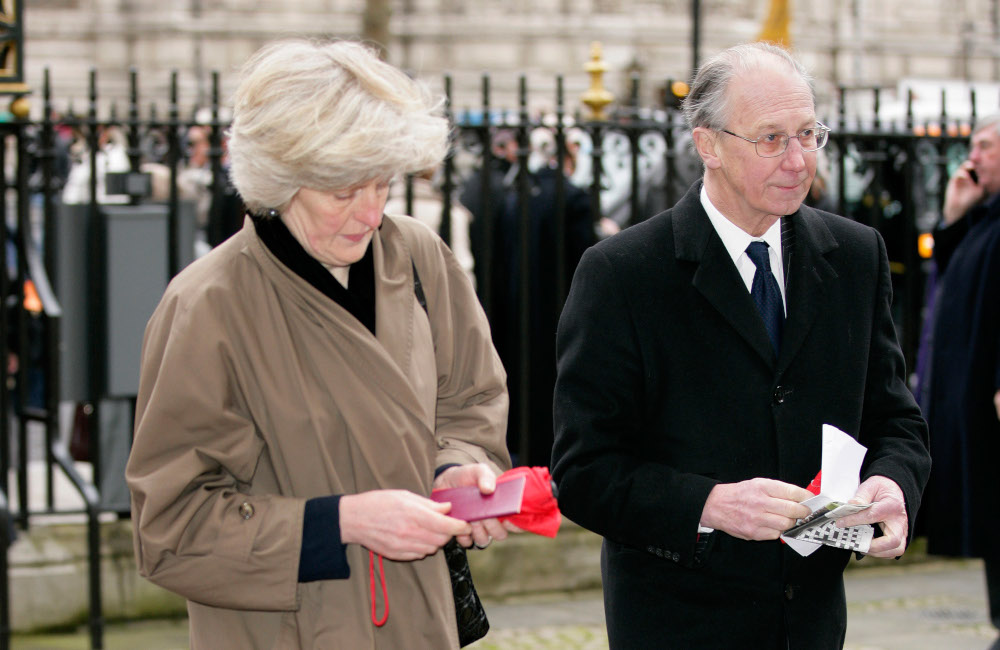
left=245, top=223, right=435, bottom=428
left=776, top=206, right=839, bottom=374
left=672, top=187, right=841, bottom=371
left=373, top=218, right=439, bottom=416
left=673, top=186, right=776, bottom=367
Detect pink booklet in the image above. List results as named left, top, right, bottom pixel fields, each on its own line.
left=430, top=475, right=527, bottom=522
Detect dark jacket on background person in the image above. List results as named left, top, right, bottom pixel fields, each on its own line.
left=494, top=165, right=593, bottom=465
left=920, top=192, right=1000, bottom=559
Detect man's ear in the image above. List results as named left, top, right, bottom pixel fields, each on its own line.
left=692, top=127, right=722, bottom=170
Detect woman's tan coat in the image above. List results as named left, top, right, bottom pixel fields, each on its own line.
left=126, top=215, right=510, bottom=649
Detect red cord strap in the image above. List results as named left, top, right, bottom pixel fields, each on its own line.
left=368, top=550, right=389, bottom=626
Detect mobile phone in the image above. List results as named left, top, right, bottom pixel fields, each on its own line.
left=969, top=168, right=979, bottom=184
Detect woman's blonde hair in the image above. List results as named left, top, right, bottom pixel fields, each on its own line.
left=227, top=38, right=449, bottom=213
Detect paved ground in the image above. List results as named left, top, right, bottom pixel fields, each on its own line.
left=7, top=423, right=998, bottom=648
left=8, top=558, right=998, bottom=649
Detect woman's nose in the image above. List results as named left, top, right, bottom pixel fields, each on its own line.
left=357, top=184, right=386, bottom=228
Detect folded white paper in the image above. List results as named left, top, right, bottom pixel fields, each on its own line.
left=781, top=424, right=874, bottom=556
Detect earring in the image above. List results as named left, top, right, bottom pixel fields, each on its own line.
left=265, top=208, right=279, bottom=219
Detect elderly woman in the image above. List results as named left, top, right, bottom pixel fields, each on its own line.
left=126, top=38, right=513, bottom=648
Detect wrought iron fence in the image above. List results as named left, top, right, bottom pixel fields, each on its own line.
left=1, top=487, right=8, bottom=650
left=1, top=63, right=988, bottom=647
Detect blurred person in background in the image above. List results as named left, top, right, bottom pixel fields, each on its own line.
left=127, top=38, right=516, bottom=649
left=460, top=128, right=518, bottom=293
left=492, top=127, right=594, bottom=465
left=61, top=125, right=130, bottom=205
left=918, top=114, right=1000, bottom=649
left=384, top=168, right=476, bottom=285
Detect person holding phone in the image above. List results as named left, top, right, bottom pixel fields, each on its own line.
left=920, top=113, right=1000, bottom=650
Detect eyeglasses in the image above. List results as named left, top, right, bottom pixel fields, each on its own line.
left=720, top=122, right=831, bottom=158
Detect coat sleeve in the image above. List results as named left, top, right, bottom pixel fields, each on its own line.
left=551, top=246, right=717, bottom=565
left=406, top=220, right=512, bottom=475
left=126, top=287, right=305, bottom=611
left=858, top=229, right=932, bottom=539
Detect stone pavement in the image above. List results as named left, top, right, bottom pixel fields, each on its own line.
left=9, top=558, right=998, bottom=649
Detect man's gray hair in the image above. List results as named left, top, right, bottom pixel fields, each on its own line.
left=973, top=113, right=1000, bottom=138
left=683, top=42, right=816, bottom=131
left=227, top=38, right=449, bottom=214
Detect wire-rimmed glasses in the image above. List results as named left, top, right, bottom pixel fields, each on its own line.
left=721, top=122, right=831, bottom=158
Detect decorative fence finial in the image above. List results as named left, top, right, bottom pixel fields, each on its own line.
left=582, top=41, right=614, bottom=121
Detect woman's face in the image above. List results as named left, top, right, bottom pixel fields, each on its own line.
left=281, top=180, right=389, bottom=268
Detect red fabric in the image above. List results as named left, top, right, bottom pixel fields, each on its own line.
left=497, top=466, right=561, bottom=538
left=781, top=471, right=823, bottom=546
left=807, top=471, right=822, bottom=496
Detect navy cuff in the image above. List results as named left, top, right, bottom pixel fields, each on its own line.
left=435, top=463, right=460, bottom=479
left=298, top=495, right=350, bottom=582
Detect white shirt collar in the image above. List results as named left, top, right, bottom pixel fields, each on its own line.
left=699, top=185, right=786, bottom=309
left=699, top=184, right=783, bottom=268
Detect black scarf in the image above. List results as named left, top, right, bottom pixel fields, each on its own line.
left=252, top=214, right=377, bottom=335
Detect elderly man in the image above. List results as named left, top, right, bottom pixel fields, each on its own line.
left=551, top=42, right=931, bottom=649
left=920, top=114, right=1000, bottom=649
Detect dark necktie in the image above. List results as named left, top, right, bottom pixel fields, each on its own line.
left=746, top=241, right=784, bottom=354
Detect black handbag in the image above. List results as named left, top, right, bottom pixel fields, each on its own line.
left=443, top=538, right=490, bottom=646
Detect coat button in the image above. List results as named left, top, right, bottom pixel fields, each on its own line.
left=238, top=502, right=255, bottom=520
left=784, top=584, right=795, bottom=600
left=672, top=552, right=680, bottom=562
left=773, top=386, right=786, bottom=404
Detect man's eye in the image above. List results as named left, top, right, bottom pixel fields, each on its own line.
left=799, top=128, right=815, bottom=138
left=761, top=133, right=781, bottom=144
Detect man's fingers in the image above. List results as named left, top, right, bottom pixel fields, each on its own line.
left=866, top=522, right=906, bottom=558
left=761, top=479, right=814, bottom=504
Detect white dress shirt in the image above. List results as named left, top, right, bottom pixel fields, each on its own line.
left=700, top=185, right=787, bottom=315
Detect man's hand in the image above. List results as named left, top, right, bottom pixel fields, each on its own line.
left=432, top=463, right=521, bottom=549
left=994, top=389, right=1000, bottom=421
left=339, top=490, right=471, bottom=561
left=700, top=478, right=813, bottom=541
left=835, top=475, right=908, bottom=558
left=942, top=161, right=985, bottom=225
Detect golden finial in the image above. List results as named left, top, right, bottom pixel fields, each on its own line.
left=9, top=95, right=29, bottom=120
left=582, top=41, right=614, bottom=121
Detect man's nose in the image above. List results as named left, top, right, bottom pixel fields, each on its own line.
left=781, top=137, right=807, bottom=169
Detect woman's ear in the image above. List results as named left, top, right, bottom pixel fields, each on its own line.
left=691, top=127, right=722, bottom=170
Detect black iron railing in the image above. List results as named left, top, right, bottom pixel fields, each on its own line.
left=1, top=488, right=9, bottom=650
left=1, top=65, right=990, bottom=646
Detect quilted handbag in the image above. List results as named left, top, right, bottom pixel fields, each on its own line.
left=443, top=537, right=490, bottom=646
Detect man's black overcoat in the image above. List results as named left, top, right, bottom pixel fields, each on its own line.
left=551, top=182, right=931, bottom=649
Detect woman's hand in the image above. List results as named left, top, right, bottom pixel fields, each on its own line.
left=433, top=464, right=522, bottom=549
left=339, top=490, right=471, bottom=561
